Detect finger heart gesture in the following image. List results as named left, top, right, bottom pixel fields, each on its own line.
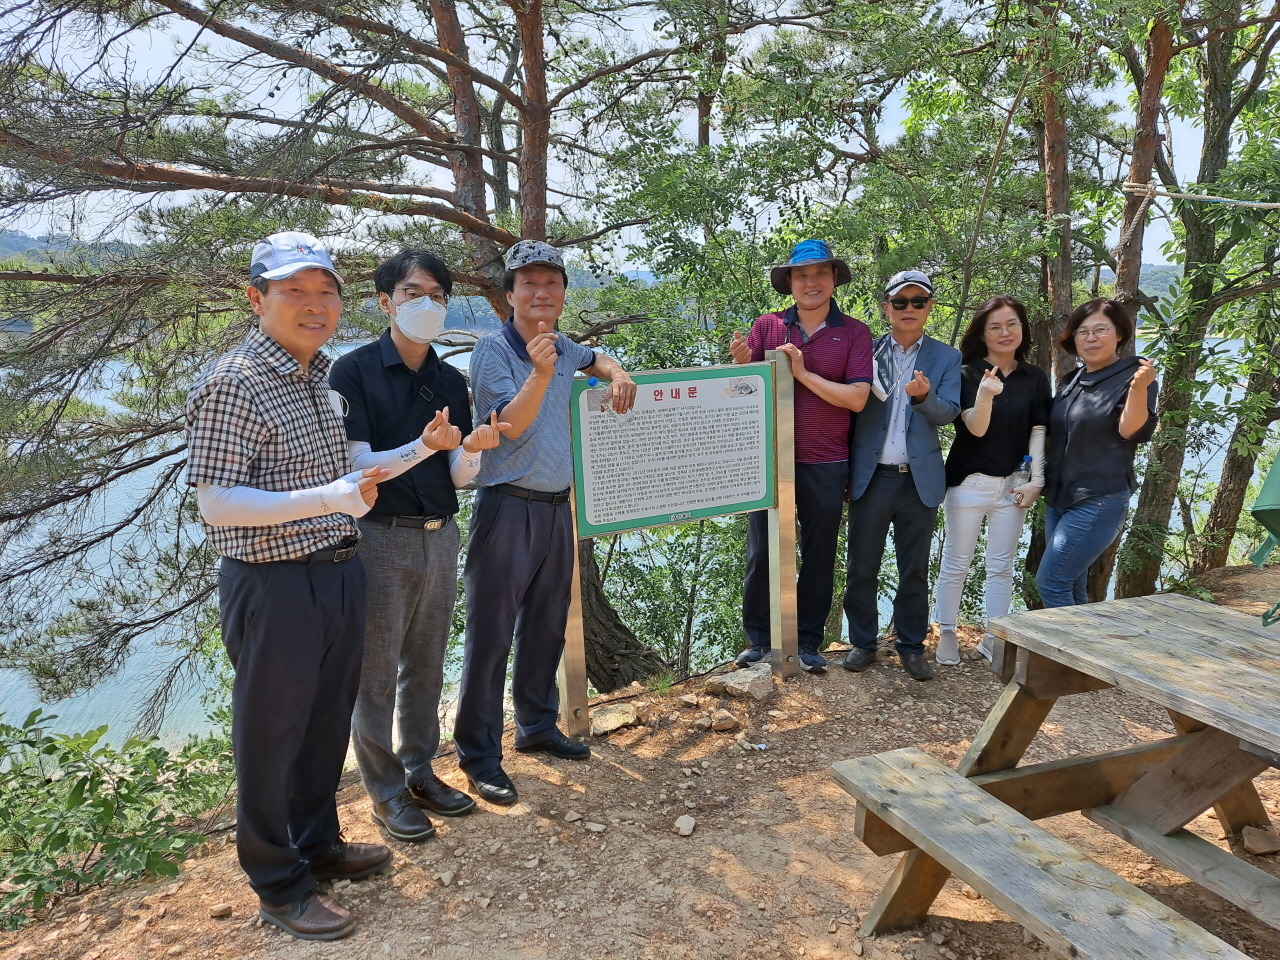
left=463, top=410, right=514, bottom=452
left=422, top=406, right=462, bottom=451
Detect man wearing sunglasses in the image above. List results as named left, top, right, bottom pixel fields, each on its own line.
left=329, top=250, right=508, bottom=842
left=729, top=239, right=873, bottom=672
left=842, top=270, right=960, bottom=681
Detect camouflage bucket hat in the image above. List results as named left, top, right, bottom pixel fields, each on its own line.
left=504, top=240, right=565, bottom=272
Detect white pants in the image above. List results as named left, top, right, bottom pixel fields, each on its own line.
left=934, top=473, right=1027, bottom=630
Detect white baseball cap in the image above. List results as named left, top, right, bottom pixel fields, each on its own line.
left=884, top=269, right=933, bottom=299
left=250, top=231, right=344, bottom=283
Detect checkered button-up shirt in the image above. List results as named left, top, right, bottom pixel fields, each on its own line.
left=185, top=326, right=359, bottom=562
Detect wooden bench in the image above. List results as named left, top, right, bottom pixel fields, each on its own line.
left=832, top=747, right=1249, bottom=960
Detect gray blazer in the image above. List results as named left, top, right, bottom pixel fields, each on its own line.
left=849, top=333, right=962, bottom=509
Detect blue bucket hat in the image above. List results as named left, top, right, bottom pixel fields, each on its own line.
left=769, top=239, right=852, bottom=296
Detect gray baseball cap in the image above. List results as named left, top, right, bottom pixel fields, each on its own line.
left=884, top=269, right=933, bottom=299
left=504, top=240, right=565, bottom=273
left=250, top=231, right=344, bottom=283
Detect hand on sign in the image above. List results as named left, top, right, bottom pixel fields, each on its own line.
left=422, top=406, right=463, bottom=451
left=976, top=367, right=1003, bottom=401
left=528, top=321, right=559, bottom=375
left=729, top=330, right=750, bottom=364
left=1130, top=358, right=1157, bottom=391
left=463, top=410, right=513, bottom=452
left=358, top=466, right=391, bottom=507
left=607, top=375, right=637, bottom=414
left=904, top=370, right=931, bottom=399
left=777, top=343, right=807, bottom=379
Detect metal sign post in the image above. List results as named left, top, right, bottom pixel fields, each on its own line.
left=558, top=356, right=800, bottom=733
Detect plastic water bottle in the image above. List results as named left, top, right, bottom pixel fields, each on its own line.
left=587, top=377, right=599, bottom=387
left=1004, top=455, right=1033, bottom=504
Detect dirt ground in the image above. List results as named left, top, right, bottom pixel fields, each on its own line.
left=4, top=580, right=1280, bottom=960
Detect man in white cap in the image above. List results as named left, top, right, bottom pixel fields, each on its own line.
left=842, top=270, right=960, bottom=681
left=454, top=240, right=636, bottom=806
left=186, top=231, right=392, bottom=940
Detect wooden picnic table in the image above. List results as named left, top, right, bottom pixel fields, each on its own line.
left=835, top=593, right=1280, bottom=957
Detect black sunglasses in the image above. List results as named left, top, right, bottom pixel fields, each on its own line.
left=887, top=296, right=932, bottom=310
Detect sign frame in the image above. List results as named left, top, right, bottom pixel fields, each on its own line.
left=557, top=353, right=800, bottom=737
left=567, top=362, right=777, bottom=537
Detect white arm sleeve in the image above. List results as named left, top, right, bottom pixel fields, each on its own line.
left=450, top=446, right=482, bottom=488
left=1029, top=425, right=1047, bottom=486
left=347, top=438, right=435, bottom=480
left=196, top=472, right=373, bottom=525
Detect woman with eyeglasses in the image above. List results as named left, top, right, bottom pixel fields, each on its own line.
left=1036, top=298, right=1158, bottom=608
left=934, top=296, right=1051, bottom=664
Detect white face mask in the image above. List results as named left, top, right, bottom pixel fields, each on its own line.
left=393, top=297, right=448, bottom=344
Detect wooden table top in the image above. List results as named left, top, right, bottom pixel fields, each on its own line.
left=989, top=594, right=1280, bottom=756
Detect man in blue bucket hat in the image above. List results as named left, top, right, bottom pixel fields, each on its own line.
left=729, top=239, right=873, bottom=671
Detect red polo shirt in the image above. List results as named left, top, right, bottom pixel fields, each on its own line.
left=747, top=300, right=873, bottom=463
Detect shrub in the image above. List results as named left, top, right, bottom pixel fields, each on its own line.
left=0, top=709, right=234, bottom=929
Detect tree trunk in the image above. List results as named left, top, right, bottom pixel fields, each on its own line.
left=1116, top=8, right=1240, bottom=598
left=1191, top=362, right=1280, bottom=573
left=1113, top=20, right=1175, bottom=317
left=577, top=539, right=670, bottom=693
left=1040, top=62, right=1074, bottom=382
left=515, top=0, right=549, bottom=240
left=428, top=0, right=505, bottom=307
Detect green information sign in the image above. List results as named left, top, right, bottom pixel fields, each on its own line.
left=569, top=362, right=777, bottom=537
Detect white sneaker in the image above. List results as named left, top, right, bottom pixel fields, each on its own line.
left=935, top=627, right=961, bottom=666
left=977, top=633, right=994, bottom=661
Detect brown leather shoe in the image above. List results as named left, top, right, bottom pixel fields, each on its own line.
left=258, top=893, right=354, bottom=941
left=311, top=840, right=392, bottom=881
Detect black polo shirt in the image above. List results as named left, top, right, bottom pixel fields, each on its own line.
left=944, top=359, right=1052, bottom=488
left=329, top=329, right=473, bottom=519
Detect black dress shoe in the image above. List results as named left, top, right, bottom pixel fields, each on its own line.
left=902, top=653, right=934, bottom=681
left=842, top=648, right=877, bottom=672
left=371, top=790, right=436, bottom=842
left=409, top=772, right=476, bottom=817
left=516, top=727, right=591, bottom=761
left=468, top=768, right=519, bottom=806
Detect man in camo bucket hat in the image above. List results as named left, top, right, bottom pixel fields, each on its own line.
left=453, top=240, right=637, bottom=805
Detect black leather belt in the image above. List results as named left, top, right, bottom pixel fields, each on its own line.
left=876, top=463, right=911, bottom=474
left=365, top=514, right=449, bottom=531
left=283, top=539, right=359, bottom=563
left=492, top=483, right=571, bottom=505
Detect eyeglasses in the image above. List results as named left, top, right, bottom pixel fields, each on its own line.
left=888, top=297, right=932, bottom=310
left=1074, top=324, right=1115, bottom=341
left=395, top=285, right=449, bottom=307
left=985, top=321, right=1021, bottom=334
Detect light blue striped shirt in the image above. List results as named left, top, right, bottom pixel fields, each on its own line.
left=470, top=321, right=597, bottom=492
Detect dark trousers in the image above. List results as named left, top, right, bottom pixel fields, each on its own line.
left=455, top=487, right=574, bottom=779
left=218, top=554, right=366, bottom=907
left=743, top=460, right=848, bottom=651
left=843, top=467, right=937, bottom=657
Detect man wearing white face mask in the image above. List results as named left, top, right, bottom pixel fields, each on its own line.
left=329, top=250, right=509, bottom=842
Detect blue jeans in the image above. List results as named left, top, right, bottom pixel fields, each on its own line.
left=1035, top=492, right=1130, bottom=608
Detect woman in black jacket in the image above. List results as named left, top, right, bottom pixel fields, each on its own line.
left=1036, top=299, right=1158, bottom=607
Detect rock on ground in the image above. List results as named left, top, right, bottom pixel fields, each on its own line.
left=674, top=815, right=696, bottom=836
left=704, top=662, right=773, bottom=701
left=1243, top=825, right=1280, bottom=855
left=590, top=702, right=638, bottom=736
left=710, top=709, right=739, bottom=732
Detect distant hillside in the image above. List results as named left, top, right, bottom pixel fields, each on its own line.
left=1098, top=264, right=1183, bottom=298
